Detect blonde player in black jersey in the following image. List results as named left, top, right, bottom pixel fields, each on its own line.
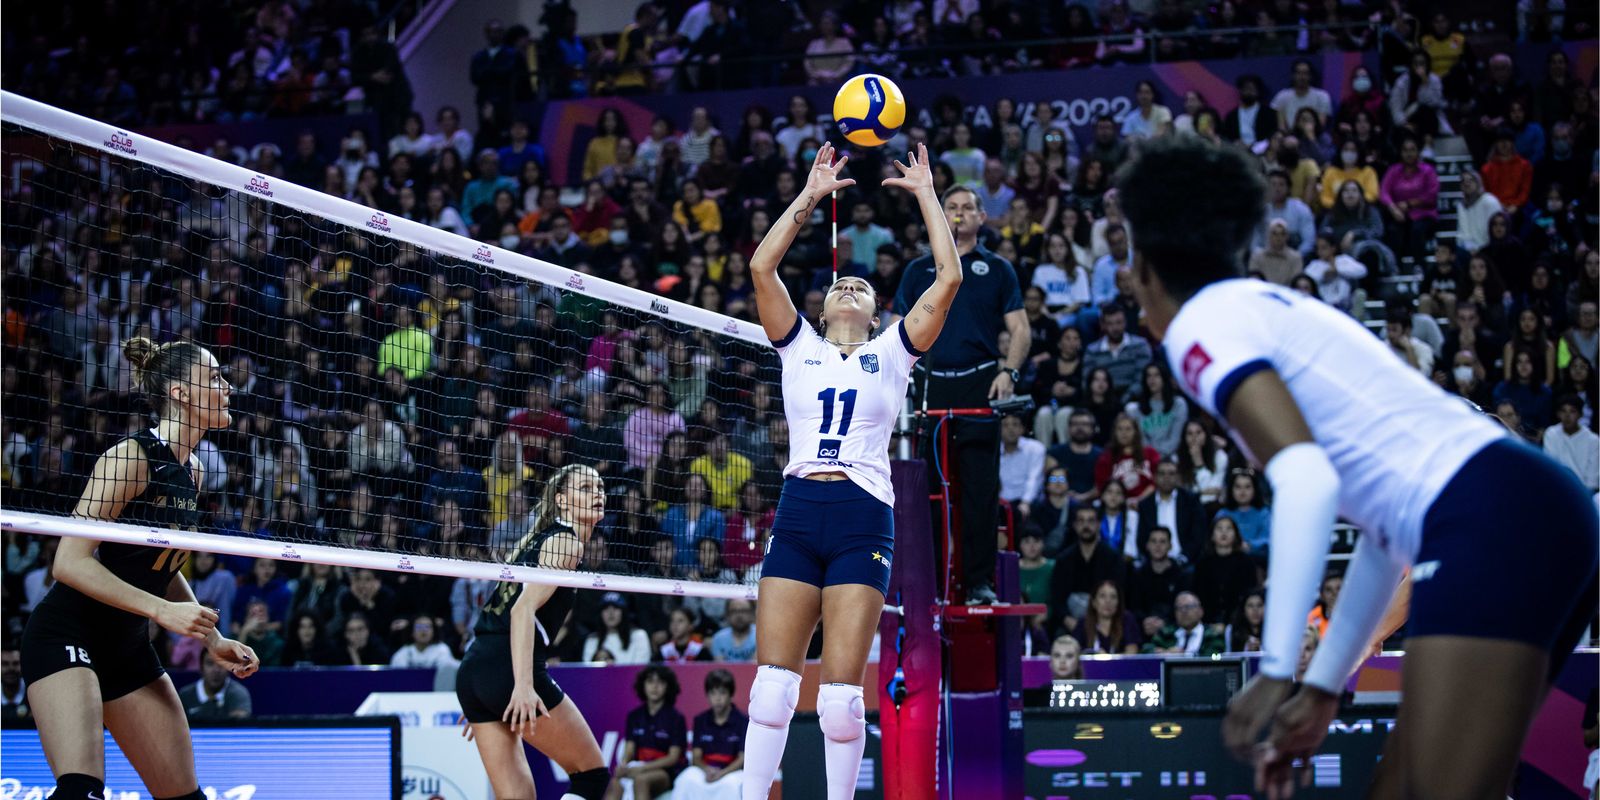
left=20, top=338, right=258, bottom=800
left=456, top=463, right=612, bottom=799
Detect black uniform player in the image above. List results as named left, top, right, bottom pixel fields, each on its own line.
left=456, top=464, right=611, bottom=799
left=20, top=338, right=258, bottom=800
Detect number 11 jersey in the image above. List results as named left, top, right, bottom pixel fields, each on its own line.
left=773, top=317, right=923, bottom=507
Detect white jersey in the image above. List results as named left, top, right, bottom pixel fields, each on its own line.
left=1162, top=279, right=1506, bottom=563
left=774, top=317, right=920, bottom=507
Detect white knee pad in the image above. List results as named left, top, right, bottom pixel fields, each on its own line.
left=817, top=683, right=865, bottom=742
left=748, top=665, right=800, bottom=729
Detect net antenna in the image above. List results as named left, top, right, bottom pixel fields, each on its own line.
left=0, top=92, right=776, bottom=600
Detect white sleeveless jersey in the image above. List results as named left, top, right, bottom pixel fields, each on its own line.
left=774, top=318, right=921, bottom=507
left=1162, top=279, right=1506, bottom=564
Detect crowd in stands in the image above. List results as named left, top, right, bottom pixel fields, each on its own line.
left=11, top=0, right=1595, bottom=124
left=1, top=1, right=1597, bottom=688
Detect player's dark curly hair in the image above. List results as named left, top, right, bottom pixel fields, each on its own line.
left=1112, top=137, right=1265, bottom=301
left=634, top=664, right=682, bottom=706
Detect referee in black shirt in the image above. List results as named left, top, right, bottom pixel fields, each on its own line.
left=891, top=185, right=1029, bottom=605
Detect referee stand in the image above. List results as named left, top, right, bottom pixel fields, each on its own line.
left=877, top=409, right=1043, bottom=800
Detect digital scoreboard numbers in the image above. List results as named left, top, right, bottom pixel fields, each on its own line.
left=1048, top=679, right=1163, bottom=710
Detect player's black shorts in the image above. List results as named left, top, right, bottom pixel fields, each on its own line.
left=455, top=633, right=567, bottom=724
left=20, top=599, right=165, bottom=702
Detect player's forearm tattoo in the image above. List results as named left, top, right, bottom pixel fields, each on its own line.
left=793, top=195, right=815, bottom=225
left=921, top=303, right=936, bottom=316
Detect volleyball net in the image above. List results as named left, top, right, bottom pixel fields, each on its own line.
left=0, top=92, right=783, bottom=599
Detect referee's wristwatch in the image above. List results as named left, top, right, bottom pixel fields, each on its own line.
left=1001, top=367, right=1020, bottom=383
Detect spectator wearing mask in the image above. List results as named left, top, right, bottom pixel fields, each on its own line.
left=1318, top=142, right=1380, bottom=212
left=1144, top=592, right=1224, bottom=656
left=1222, top=75, right=1274, bottom=147
left=179, top=650, right=253, bottom=720
left=1544, top=395, right=1599, bottom=491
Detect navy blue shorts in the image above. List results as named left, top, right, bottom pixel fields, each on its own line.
left=762, top=477, right=895, bottom=596
left=1409, top=438, right=1598, bottom=662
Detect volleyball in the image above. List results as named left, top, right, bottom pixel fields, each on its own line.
left=833, top=73, right=906, bottom=147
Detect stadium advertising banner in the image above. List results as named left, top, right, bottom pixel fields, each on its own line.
left=0, top=719, right=398, bottom=799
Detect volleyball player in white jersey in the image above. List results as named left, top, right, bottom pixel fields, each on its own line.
left=1115, top=136, right=1597, bottom=799
left=739, top=142, right=962, bottom=800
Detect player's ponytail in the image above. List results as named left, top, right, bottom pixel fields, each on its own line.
left=124, top=336, right=206, bottom=419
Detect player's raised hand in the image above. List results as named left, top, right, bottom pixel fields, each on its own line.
left=882, top=143, right=935, bottom=195
left=804, top=142, right=856, bottom=196
left=156, top=600, right=219, bottom=641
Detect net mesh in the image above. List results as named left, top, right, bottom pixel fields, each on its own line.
left=0, top=106, right=783, bottom=594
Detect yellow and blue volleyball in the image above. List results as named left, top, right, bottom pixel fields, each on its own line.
left=833, top=74, right=906, bottom=147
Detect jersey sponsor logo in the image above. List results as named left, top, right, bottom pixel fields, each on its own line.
left=471, top=244, right=495, bottom=264
left=860, top=353, right=880, bottom=374
left=650, top=299, right=671, bottom=315
left=804, top=358, right=823, bottom=366
left=971, top=260, right=990, bottom=276
left=871, top=551, right=891, bottom=567
left=1180, top=343, right=1213, bottom=395
left=1411, top=560, right=1441, bottom=582
left=817, top=439, right=843, bottom=458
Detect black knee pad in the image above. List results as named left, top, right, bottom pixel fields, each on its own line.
left=566, top=767, right=610, bottom=800
left=48, top=774, right=105, bottom=800
left=153, top=791, right=204, bottom=800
